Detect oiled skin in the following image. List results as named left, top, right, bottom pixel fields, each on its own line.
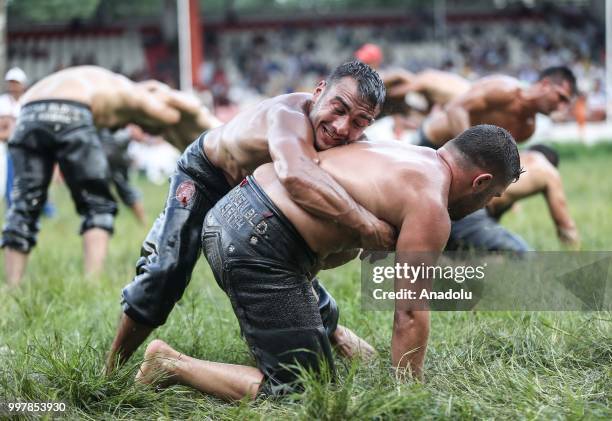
left=21, top=66, right=218, bottom=146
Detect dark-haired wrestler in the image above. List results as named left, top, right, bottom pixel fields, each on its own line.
left=107, top=61, right=395, bottom=373
left=136, top=125, right=521, bottom=400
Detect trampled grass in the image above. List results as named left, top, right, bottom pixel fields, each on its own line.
left=0, top=142, right=611, bottom=419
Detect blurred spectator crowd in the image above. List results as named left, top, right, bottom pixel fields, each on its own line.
left=200, top=11, right=605, bottom=120
left=6, top=7, right=606, bottom=120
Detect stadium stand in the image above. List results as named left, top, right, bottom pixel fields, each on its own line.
left=6, top=3, right=606, bottom=122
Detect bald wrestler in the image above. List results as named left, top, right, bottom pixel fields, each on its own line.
left=134, top=125, right=521, bottom=400
left=1, top=66, right=207, bottom=285
left=417, top=66, right=577, bottom=148
left=106, top=61, right=395, bottom=373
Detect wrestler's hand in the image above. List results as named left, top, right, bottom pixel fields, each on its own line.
left=559, top=227, right=581, bottom=250
left=360, top=216, right=396, bottom=251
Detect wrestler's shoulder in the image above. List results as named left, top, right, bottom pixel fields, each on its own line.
left=522, top=150, right=558, bottom=177
left=265, top=92, right=312, bottom=110
left=252, top=93, right=313, bottom=125
left=391, top=147, right=445, bottom=190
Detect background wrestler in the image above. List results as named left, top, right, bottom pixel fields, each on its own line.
left=418, top=66, right=577, bottom=148
left=107, top=61, right=395, bottom=372
left=2, top=65, right=209, bottom=285
left=447, top=144, right=579, bottom=252
left=487, top=144, right=579, bottom=247
left=136, top=125, right=522, bottom=400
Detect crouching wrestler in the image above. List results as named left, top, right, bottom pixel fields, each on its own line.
left=135, top=124, right=521, bottom=400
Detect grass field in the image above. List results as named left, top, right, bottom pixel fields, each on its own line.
left=0, top=143, right=611, bottom=419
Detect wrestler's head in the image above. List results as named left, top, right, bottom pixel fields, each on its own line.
left=443, top=125, right=522, bottom=220
left=309, top=61, right=385, bottom=151
left=533, top=66, right=576, bottom=115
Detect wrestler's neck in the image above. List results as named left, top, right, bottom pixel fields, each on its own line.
left=519, top=86, right=545, bottom=115
left=434, top=147, right=454, bottom=203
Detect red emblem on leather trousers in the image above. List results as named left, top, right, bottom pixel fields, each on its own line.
left=176, top=181, right=196, bottom=206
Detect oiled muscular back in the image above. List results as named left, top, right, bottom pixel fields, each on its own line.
left=21, top=66, right=136, bottom=127
left=254, top=142, right=445, bottom=255
left=426, top=75, right=536, bottom=144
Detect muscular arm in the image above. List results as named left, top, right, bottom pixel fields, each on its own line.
left=106, top=313, right=154, bottom=374
left=392, top=200, right=449, bottom=379
left=544, top=169, right=580, bottom=247
left=386, top=69, right=468, bottom=104
left=129, top=86, right=181, bottom=130
left=138, top=81, right=221, bottom=148
left=268, top=105, right=395, bottom=250
left=381, top=68, right=415, bottom=99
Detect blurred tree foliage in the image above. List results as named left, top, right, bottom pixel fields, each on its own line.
left=7, top=0, right=163, bottom=23
left=204, top=0, right=427, bottom=15
left=8, top=0, right=100, bottom=23
left=8, top=0, right=426, bottom=24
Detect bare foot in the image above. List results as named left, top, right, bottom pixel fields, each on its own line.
left=331, top=325, right=377, bottom=362
left=136, top=339, right=182, bottom=388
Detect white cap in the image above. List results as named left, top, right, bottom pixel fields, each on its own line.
left=5, top=67, right=27, bottom=84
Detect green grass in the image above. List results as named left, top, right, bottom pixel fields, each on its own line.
left=0, top=144, right=611, bottom=419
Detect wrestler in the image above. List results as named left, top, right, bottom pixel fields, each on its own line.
left=135, top=124, right=521, bottom=400
left=107, top=61, right=394, bottom=372
left=1, top=65, right=204, bottom=285
left=417, top=66, right=577, bottom=148
left=488, top=144, right=579, bottom=247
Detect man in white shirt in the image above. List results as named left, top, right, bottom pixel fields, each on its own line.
left=0, top=67, right=27, bottom=203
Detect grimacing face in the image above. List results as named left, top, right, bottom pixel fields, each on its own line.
left=309, top=77, right=379, bottom=151
left=448, top=179, right=508, bottom=221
